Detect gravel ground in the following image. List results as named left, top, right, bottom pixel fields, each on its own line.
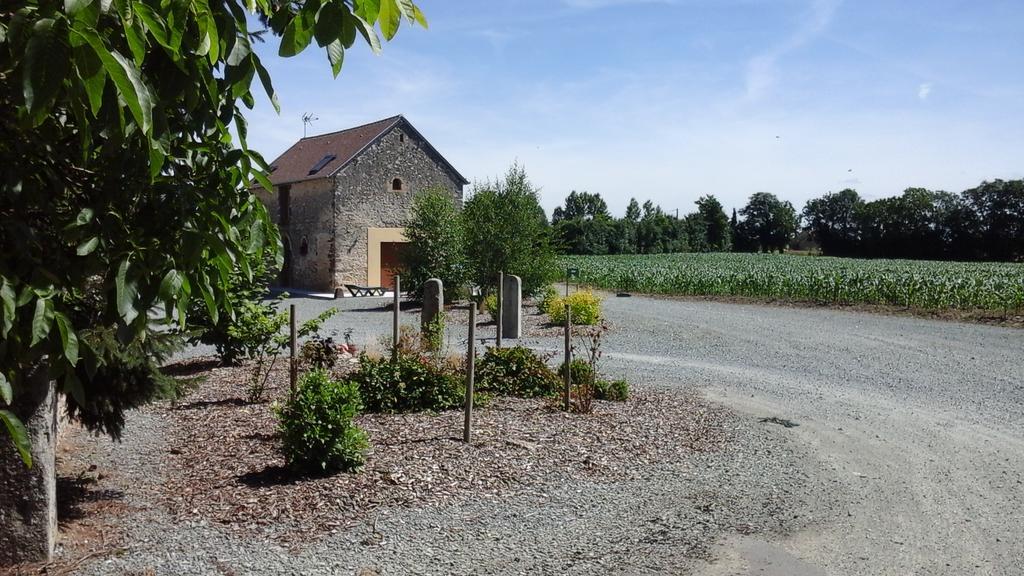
left=26, top=292, right=1024, bottom=575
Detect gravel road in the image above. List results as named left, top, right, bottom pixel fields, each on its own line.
left=70, top=294, right=1024, bottom=575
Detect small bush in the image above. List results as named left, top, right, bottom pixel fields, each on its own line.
left=545, top=291, right=602, bottom=325
left=351, top=353, right=463, bottom=413
left=476, top=346, right=560, bottom=398
left=558, top=358, right=594, bottom=387
left=482, top=293, right=498, bottom=316
left=594, top=379, right=630, bottom=402
left=276, top=370, right=368, bottom=473
left=538, top=285, right=559, bottom=311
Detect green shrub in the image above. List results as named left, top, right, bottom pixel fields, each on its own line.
left=482, top=293, right=498, bottom=315
left=594, top=379, right=630, bottom=402
left=403, top=189, right=469, bottom=302
left=476, top=346, right=560, bottom=398
left=276, top=370, right=368, bottom=473
left=538, top=285, right=559, bottom=311
left=351, top=353, right=463, bottom=413
left=558, top=358, right=594, bottom=388
left=545, top=291, right=602, bottom=325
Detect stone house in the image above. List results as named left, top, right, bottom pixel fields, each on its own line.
left=259, top=115, right=468, bottom=292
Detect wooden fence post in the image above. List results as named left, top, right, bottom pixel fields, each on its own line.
left=392, top=275, right=400, bottom=362
left=464, top=302, right=477, bottom=443
left=496, top=271, right=503, bottom=349
left=289, top=303, right=297, bottom=396
left=563, top=303, right=571, bottom=411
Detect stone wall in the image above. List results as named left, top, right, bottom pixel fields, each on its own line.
left=258, top=179, right=336, bottom=291
left=331, top=123, right=464, bottom=287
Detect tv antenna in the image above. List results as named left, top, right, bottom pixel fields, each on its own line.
left=302, top=113, right=319, bottom=137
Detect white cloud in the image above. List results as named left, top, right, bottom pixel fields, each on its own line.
left=918, top=82, right=932, bottom=100
left=744, top=0, right=842, bottom=100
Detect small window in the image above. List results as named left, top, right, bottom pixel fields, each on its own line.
left=308, top=154, right=337, bottom=175
left=391, top=178, right=404, bottom=191
left=399, top=133, right=406, bottom=143
left=300, top=237, right=309, bottom=256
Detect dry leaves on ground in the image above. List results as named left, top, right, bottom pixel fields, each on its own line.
left=153, top=357, right=728, bottom=543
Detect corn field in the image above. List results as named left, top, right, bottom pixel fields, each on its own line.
left=559, top=253, right=1024, bottom=312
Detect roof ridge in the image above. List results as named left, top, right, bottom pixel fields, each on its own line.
left=300, top=114, right=404, bottom=141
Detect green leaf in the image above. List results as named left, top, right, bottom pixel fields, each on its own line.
left=115, top=259, right=139, bottom=324
left=226, top=34, right=251, bottom=66
left=23, top=18, right=70, bottom=124
left=326, top=39, right=344, bottom=77
left=65, top=0, right=95, bottom=17
left=30, top=297, right=54, bottom=347
left=0, top=280, right=15, bottom=337
left=72, top=44, right=106, bottom=115
left=351, top=13, right=381, bottom=53
left=252, top=56, right=280, bottom=113
left=158, top=269, right=182, bottom=301
left=76, top=237, right=99, bottom=256
left=1, top=410, right=32, bottom=468
left=314, top=1, right=343, bottom=47
left=0, top=373, right=11, bottom=405
left=54, top=312, right=79, bottom=366
left=279, top=10, right=315, bottom=56
left=73, top=26, right=154, bottom=135
left=63, top=371, right=86, bottom=408
left=377, top=0, right=400, bottom=40
left=132, top=1, right=169, bottom=48
left=354, top=0, right=379, bottom=24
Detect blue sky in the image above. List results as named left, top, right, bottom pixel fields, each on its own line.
left=245, top=0, right=1024, bottom=217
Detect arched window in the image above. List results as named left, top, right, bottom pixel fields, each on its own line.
left=299, top=237, right=309, bottom=256
left=391, top=178, right=404, bottom=191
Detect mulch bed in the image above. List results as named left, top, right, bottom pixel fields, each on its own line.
left=157, top=357, right=729, bottom=543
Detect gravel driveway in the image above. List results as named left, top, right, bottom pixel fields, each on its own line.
left=68, top=294, right=1024, bottom=575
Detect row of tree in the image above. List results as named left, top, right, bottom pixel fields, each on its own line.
left=552, top=179, right=1024, bottom=262
left=802, top=180, right=1024, bottom=261
left=551, top=191, right=797, bottom=255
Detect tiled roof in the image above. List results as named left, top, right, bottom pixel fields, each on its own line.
left=265, top=115, right=468, bottom=186
left=266, top=116, right=401, bottom=185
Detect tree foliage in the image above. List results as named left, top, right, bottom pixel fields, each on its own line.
left=0, top=0, right=425, bottom=454
left=402, top=188, right=467, bottom=301
left=463, top=164, right=557, bottom=296
left=735, top=192, right=798, bottom=253
left=802, top=180, right=1024, bottom=261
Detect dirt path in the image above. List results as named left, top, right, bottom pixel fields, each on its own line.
left=581, top=295, right=1024, bottom=575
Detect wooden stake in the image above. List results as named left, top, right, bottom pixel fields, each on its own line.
left=289, top=304, right=297, bottom=396
left=563, top=303, right=571, bottom=411
left=464, top=302, right=477, bottom=443
left=392, top=275, right=400, bottom=362
left=496, top=271, right=503, bottom=348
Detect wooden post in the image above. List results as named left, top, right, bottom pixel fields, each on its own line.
left=495, top=271, right=503, bottom=349
left=289, top=303, right=297, bottom=396
left=563, top=303, right=571, bottom=411
left=464, top=302, right=477, bottom=443
left=392, top=275, right=400, bottom=362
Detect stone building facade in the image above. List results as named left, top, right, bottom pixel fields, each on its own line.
left=259, top=116, right=467, bottom=292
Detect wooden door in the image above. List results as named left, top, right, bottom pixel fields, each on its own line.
left=379, top=242, right=408, bottom=290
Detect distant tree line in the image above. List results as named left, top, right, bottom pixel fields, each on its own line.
left=551, top=178, right=1024, bottom=262
left=551, top=190, right=796, bottom=255
left=802, top=180, right=1024, bottom=261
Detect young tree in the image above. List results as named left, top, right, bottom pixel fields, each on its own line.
left=463, top=164, right=556, bottom=296
left=403, top=189, right=467, bottom=302
left=0, top=0, right=424, bottom=474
